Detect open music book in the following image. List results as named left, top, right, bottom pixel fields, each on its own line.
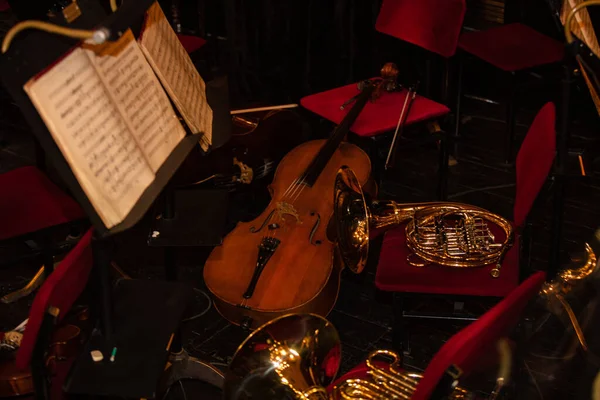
left=24, top=2, right=212, bottom=228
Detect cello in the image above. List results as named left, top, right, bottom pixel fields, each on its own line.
left=203, top=79, right=382, bottom=329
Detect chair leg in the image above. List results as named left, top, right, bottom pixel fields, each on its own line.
left=32, top=313, right=56, bottom=400
left=34, top=138, right=46, bottom=172
left=520, top=222, right=533, bottom=280
left=424, top=56, right=433, bottom=99
left=453, top=52, right=464, bottom=160
left=505, top=73, right=517, bottom=165
left=392, top=293, right=410, bottom=358
left=429, top=122, right=449, bottom=201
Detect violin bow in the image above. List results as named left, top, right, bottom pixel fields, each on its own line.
left=385, top=81, right=419, bottom=170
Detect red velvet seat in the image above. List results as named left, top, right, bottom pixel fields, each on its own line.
left=0, top=166, right=85, bottom=241
left=455, top=21, right=563, bottom=163
left=375, top=0, right=466, bottom=58
left=176, top=34, right=207, bottom=54
left=376, top=102, right=556, bottom=349
left=329, top=272, right=546, bottom=399
left=377, top=223, right=520, bottom=297
left=301, top=81, right=451, bottom=199
left=14, top=228, right=93, bottom=399
left=300, top=83, right=450, bottom=138
left=458, top=23, right=564, bottom=72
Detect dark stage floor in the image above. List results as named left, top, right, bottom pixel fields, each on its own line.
left=2, top=61, right=600, bottom=398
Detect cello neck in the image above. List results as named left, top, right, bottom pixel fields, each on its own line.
left=300, top=82, right=375, bottom=187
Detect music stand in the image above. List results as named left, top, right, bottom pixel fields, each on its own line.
left=0, top=0, right=221, bottom=396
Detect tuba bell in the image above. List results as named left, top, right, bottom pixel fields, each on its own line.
left=223, top=313, right=341, bottom=400
left=334, top=166, right=514, bottom=277
left=223, top=313, right=510, bottom=399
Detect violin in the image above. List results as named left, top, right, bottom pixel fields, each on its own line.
left=203, top=76, right=388, bottom=329
left=0, top=308, right=88, bottom=397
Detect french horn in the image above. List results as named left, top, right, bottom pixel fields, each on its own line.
left=223, top=313, right=511, bottom=399
left=334, top=166, right=514, bottom=277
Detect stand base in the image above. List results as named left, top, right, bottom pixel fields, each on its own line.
left=158, top=350, right=224, bottom=397
left=65, top=279, right=193, bottom=398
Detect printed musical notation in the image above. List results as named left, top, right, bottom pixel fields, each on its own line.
left=93, top=31, right=185, bottom=171
left=24, top=29, right=187, bottom=228
left=139, top=2, right=213, bottom=150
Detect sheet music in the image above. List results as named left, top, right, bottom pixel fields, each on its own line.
left=24, top=46, right=154, bottom=228
left=139, top=1, right=213, bottom=151
left=90, top=30, right=186, bottom=171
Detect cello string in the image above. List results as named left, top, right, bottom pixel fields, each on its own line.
left=285, top=179, right=305, bottom=200
left=266, top=79, right=382, bottom=239
left=281, top=178, right=301, bottom=198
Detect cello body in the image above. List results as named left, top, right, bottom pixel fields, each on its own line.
left=203, top=139, right=371, bottom=329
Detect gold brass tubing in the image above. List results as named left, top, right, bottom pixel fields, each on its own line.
left=559, top=243, right=597, bottom=283
left=565, top=1, right=600, bottom=44
left=1, top=266, right=46, bottom=303
left=489, top=338, right=512, bottom=400
left=110, top=0, right=118, bottom=12
left=555, top=293, right=590, bottom=351
left=2, top=20, right=96, bottom=53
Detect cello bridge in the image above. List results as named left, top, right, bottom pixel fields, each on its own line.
left=276, top=202, right=302, bottom=224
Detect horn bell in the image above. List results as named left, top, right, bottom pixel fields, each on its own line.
left=224, top=313, right=341, bottom=400
left=334, top=166, right=515, bottom=278
left=334, top=165, right=370, bottom=274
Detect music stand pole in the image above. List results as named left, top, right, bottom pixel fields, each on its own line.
left=162, top=185, right=182, bottom=353
left=91, top=231, right=115, bottom=340
left=549, top=57, right=575, bottom=280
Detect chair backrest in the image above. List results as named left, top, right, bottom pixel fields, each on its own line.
left=513, top=102, right=556, bottom=228
left=375, top=0, right=466, bottom=58
left=16, top=228, right=94, bottom=369
left=412, top=271, right=546, bottom=399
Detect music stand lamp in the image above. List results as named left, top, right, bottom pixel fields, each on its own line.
left=375, top=102, right=556, bottom=354
left=329, top=272, right=547, bottom=400
left=0, top=1, right=221, bottom=397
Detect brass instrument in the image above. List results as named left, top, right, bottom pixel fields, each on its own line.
left=538, top=239, right=599, bottom=351
left=334, top=166, right=514, bottom=277
left=224, top=313, right=340, bottom=400
left=330, top=349, right=471, bottom=400
left=224, top=313, right=511, bottom=399
left=517, top=231, right=600, bottom=399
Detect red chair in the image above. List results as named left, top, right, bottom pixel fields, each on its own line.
left=0, top=166, right=87, bottom=302
left=301, top=83, right=452, bottom=199
left=328, top=271, right=546, bottom=399
left=177, top=34, right=206, bottom=54
left=302, top=0, right=466, bottom=200
left=12, top=228, right=94, bottom=399
left=375, top=102, right=556, bottom=351
left=375, top=0, right=466, bottom=105
left=375, top=0, right=466, bottom=59
left=455, top=22, right=564, bottom=163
